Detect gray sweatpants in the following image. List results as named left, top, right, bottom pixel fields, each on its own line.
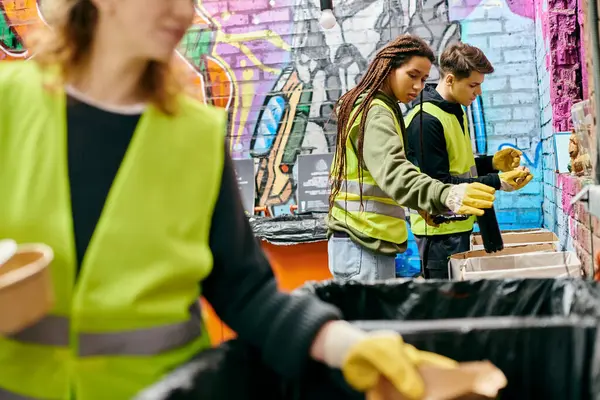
left=414, top=231, right=472, bottom=279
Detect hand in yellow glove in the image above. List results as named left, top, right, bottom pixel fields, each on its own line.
left=342, top=331, right=458, bottom=400
left=493, top=148, right=522, bottom=172
left=314, top=321, right=504, bottom=400
left=499, top=167, right=533, bottom=192
left=444, top=182, right=495, bottom=217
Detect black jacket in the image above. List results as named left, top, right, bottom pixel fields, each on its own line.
left=405, top=85, right=501, bottom=189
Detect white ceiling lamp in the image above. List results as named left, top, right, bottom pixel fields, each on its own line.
left=319, top=0, right=337, bottom=30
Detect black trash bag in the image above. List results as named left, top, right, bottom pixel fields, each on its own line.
left=297, top=279, right=600, bottom=399
left=295, top=278, right=600, bottom=321
left=134, top=339, right=362, bottom=400
left=250, top=212, right=328, bottom=245
left=355, top=317, right=600, bottom=400
left=133, top=341, right=283, bottom=400
left=138, top=279, right=600, bottom=399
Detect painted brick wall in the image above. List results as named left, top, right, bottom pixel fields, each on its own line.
left=457, top=2, right=543, bottom=231
left=582, top=0, right=599, bottom=178
left=539, top=0, right=600, bottom=275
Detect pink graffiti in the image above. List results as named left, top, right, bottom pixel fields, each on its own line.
left=535, top=0, right=584, bottom=131
left=452, top=0, right=535, bottom=20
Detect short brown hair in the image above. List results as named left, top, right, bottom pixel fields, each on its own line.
left=439, top=42, right=494, bottom=80
left=29, top=0, right=181, bottom=115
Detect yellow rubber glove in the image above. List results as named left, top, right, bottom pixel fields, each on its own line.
left=492, top=148, right=522, bottom=172
left=342, top=332, right=458, bottom=400
left=444, top=182, right=495, bottom=217
left=499, top=169, right=533, bottom=192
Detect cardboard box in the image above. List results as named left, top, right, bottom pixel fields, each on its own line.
left=448, top=243, right=572, bottom=280
left=470, top=229, right=559, bottom=251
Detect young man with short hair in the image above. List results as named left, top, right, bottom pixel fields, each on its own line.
left=405, top=42, right=533, bottom=279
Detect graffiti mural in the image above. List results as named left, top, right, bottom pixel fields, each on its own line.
left=251, top=0, right=466, bottom=214
left=1, top=0, right=542, bottom=220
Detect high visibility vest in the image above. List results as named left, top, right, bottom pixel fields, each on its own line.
left=330, top=98, right=408, bottom=245
left=405, top=102, right=477, bottom=236
left=0, top=61, right=223, bottom=399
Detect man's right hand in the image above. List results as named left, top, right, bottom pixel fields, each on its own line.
left=444, top=183, right=495, bottom=217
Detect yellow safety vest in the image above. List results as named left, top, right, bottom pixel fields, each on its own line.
left=329, top=98, right=408, bottom=245
left=405, top=102, right=477, bottom=236
left=0, top=61, right=223, bottom=399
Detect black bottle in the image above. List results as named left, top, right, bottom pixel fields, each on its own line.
left=476, top=206, right=504, bottom=253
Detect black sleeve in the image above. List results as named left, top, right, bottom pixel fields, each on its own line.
left=406, top=112, right=501, bottom=190
left=475, top=155, right=497, bottom=176
left=202, top=148, right=341, bottom=379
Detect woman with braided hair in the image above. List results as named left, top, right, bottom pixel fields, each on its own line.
left=328, top=34, right=497, bottom=282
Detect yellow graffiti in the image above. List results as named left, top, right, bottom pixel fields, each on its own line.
left=197, top=1, right=291, bottom=150
left=225, top=40, right=280, bottom=74
left=218, top=30, right=291, bottom=51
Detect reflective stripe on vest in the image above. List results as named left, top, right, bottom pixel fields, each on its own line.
left=334, top=200, right=406, bottom=220
left=8, top=315, right=69, bottom=346
left=0, top=387, right=35, bottom=400
left=7, top=304, right=202, bottom=356
left=455, top=165, right=478, bottom=179
left=340, top=180, right=389, bottom=198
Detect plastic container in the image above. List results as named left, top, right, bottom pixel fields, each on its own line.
left=205, top=213, right=332, bottom=345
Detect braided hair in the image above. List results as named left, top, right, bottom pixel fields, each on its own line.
left=329, top=34, right=435, bottom=210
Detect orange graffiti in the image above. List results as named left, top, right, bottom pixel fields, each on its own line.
left=0, top=0, right=42, bottom=59
left=177, top=7, right=234, bottom=109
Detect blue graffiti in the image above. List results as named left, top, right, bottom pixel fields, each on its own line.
left=498, top=141, right=542, bottom=168
left=471, top=97, right=487, bottom=155
left=251, top=95, right=285, bottom=157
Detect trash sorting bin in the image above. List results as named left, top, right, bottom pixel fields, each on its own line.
left=135, top=339, right=359, bottom=400
left=250, top=212, right=332, bottom=291
left=297, top=279, right=600, bottom=399
left=138, top=278, right=600, bottom=399
left=204, top=212, right=333, bottom=345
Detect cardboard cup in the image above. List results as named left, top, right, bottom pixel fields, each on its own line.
left=0, top=243, right=54, bottom=334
